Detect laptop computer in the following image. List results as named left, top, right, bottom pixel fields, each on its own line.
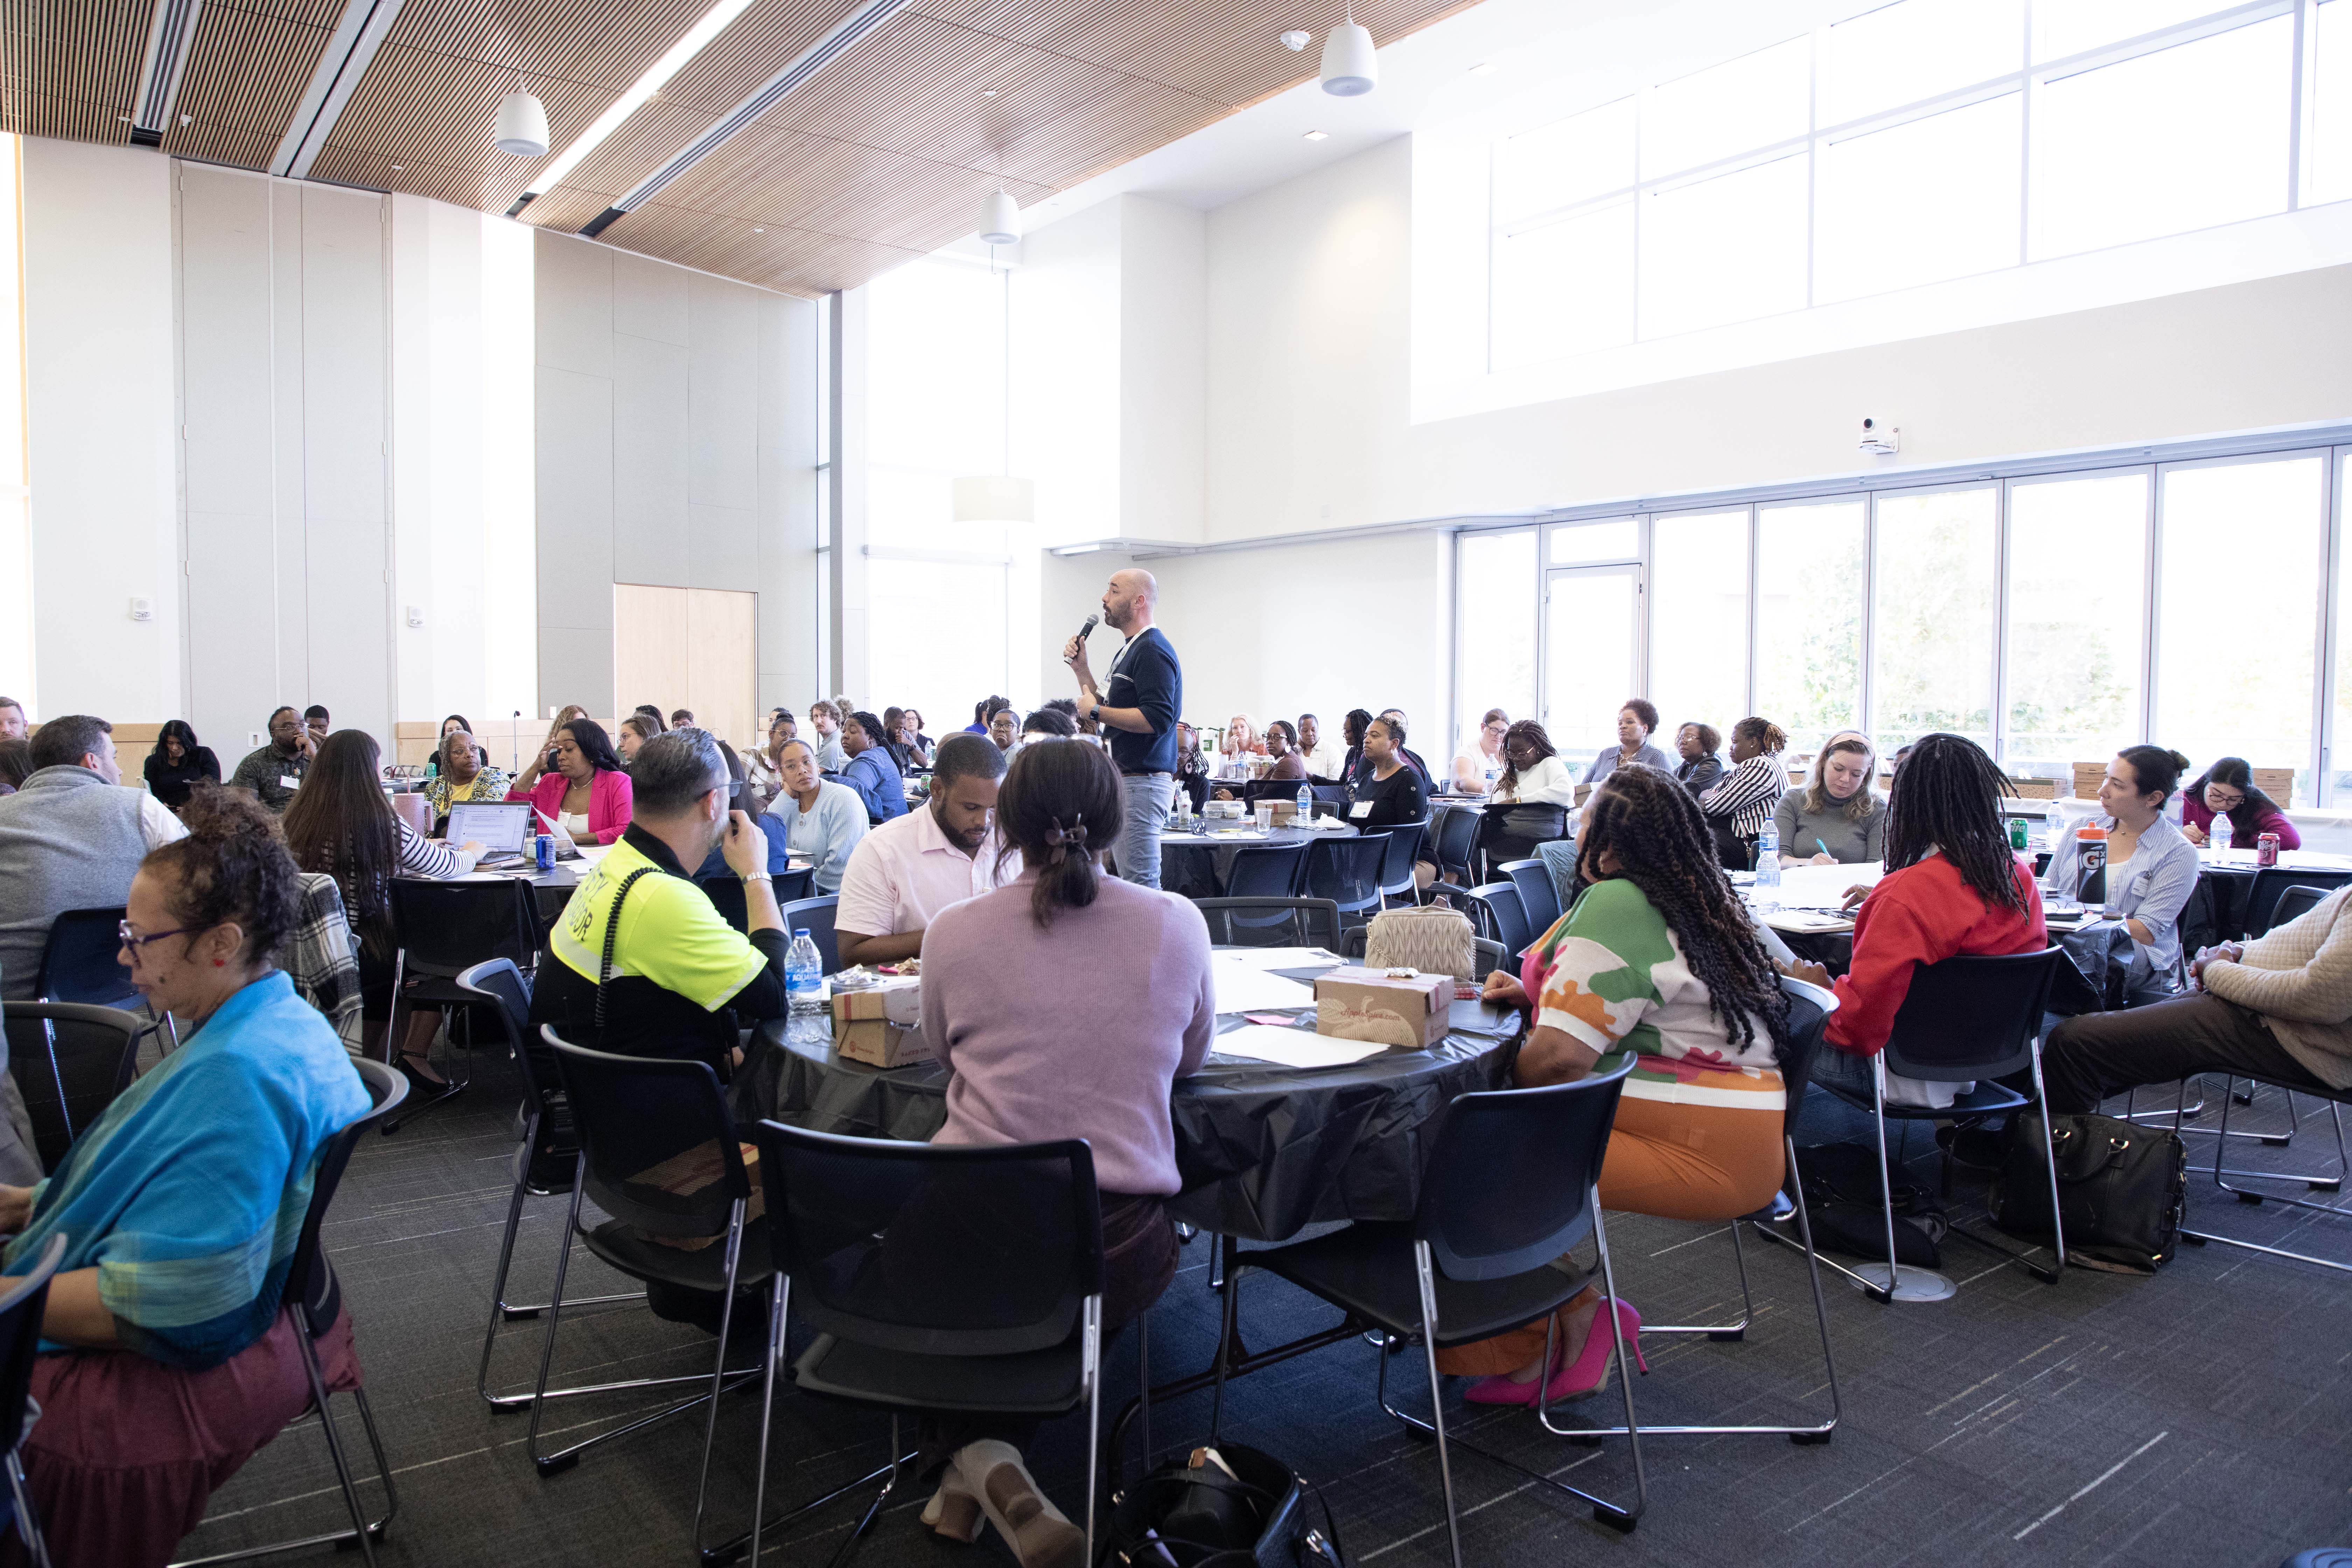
left=447, top=800, right=535, bottom=864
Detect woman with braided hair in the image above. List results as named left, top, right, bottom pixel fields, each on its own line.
left=1812, top=732, right=2045, bottom=1106
left=1444, top=764, right=1795, bottom=1407
left=913, top=738, right=1214, bottom=1566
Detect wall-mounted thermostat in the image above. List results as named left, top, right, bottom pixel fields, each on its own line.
left=128, top=597, right=153, bottom=621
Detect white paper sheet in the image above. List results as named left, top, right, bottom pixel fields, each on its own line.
left=1209, top=960, right=1318, bottom=1014
left=1210, top=1025, right=1388, bottom=1068
left=1219, top=947, right=1345, bottom=971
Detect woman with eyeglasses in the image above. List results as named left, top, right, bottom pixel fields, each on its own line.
left=1453, top=708, right=1511, bottom=794
left=0, top=788, right=372, bottom=1568
left=2183, top=756, right=2300, bottom=851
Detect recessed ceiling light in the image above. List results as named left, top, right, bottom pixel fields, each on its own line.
left=981, top=88, right=998, bottom=96
left=526, top=0, right=758, bottom=197
left=1303, top=129, right=1329, bottom=140
left=1468, top=61, right=1496, bottom=76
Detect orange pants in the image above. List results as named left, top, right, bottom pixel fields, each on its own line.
left=1434, top=1084, right=1785, bottom=1376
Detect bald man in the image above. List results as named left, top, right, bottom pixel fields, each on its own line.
left=1066, top=567, right=1184, bottom=889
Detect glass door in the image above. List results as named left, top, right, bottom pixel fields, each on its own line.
left=1541, top=564, right=1644, bottom=770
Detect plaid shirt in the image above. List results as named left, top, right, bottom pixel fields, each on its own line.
left=285, top=873, right=365, bottom=1055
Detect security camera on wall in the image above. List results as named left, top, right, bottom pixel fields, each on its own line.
left=1859, top=417, right=1899, bottom=456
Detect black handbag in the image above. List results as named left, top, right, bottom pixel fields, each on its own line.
left=1111, top=1444, right=1339, bottom=1568
left=1987, top=1110, right=2186, bottom=1273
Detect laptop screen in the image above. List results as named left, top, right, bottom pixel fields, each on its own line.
left=446, top=800, right=533, bottom=855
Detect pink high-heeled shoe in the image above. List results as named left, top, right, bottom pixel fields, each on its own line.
left=1542, top=1298, right=1644, bottom=1403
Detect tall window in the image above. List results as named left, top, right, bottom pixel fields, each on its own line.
left=2155, top=456, right=2326, bottom=800
left=0, top=135, right=29, bottom=712
left=1755, top=499, right=1865, bottom=751
left=1871, top=487, right=1998, bottom=751
left=2004, top=474, right=2149, bottom=778
left=1456, top=530, right=1537, bottom=746
left=1647, top=510, right=1747, bottom=740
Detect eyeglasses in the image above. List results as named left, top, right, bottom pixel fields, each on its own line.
left=118, top=920, right=192, bottom=954
left=2206, top=789, right=2246, bottom=808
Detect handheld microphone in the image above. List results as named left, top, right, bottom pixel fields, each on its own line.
left=1077, top=612, right=1098, bottom=642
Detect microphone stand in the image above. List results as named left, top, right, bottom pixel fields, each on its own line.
left=512, top=710, right=522, bottom=775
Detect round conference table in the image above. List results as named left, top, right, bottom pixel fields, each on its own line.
left=1159, top=818, right=1360, bottom=901
left=734, top=955, right=1516, bottom=1242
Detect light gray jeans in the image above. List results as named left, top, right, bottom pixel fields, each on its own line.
left=1116, top=772, right=1175, bottom=890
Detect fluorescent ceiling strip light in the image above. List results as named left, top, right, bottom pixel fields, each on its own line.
left=574, top=0, right=912, bottom=236
left=271, top=0, right=406, bottom=177
left=512, top=0, right=758, bottom=211
left=129, top=0, right=203, bottom=147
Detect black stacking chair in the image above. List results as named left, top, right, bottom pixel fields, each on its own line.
left=529, top=1036, right=774, bottom=1560
left=708, top=1122, right=1109, bottom=1568
left=2246, top=868, right=2352, bottom=937
left=174, top=1058, right=407, bottom=1568
left=1339, top=925, right=1504, bottom=980
left=1376, top=820, right=1428, bottom=906
left=1497, top=858, right=1561, bottom=934
left=698, top=869, right=816, bottom=934
left=456, top=961, right=644, bottom=1412
left=1814, top=950, right=2067, bottom=1302
left=1591, top=977, right=1843, bottom=1444
left=1209, top=1056, right=1642, bottom=1564
left=0, top=1233, right=63, bottom=1568
left=33, top=908, right=135, bottom=1007
left=1462, top=882, right=1535, bottom=961
left=778, top=895, right=839, bottom=973
left=1429, top=807, right=1481, bottom=886
left=1222, top=840, right=1308, bottom=900
left=1304, top=832, right=1389, bottom=925
left=1193, top=898, right=1343, bottom=950
left=2, top=1002, right=145, bottom=1170
left=384, top=877, right=540, bottom=1132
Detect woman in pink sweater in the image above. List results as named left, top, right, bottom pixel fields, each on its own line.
left=914, top=738, right=1214, bottom=1568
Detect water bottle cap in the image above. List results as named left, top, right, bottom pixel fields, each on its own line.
left=793, top=926, right=811, bottom=937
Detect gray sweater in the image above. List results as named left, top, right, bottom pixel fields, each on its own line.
left=0, top=767, right=152, bottom=1002
left=1773, top=790, right=1886, bottom=864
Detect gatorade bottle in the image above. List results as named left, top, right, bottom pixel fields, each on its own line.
left=2074, top=822, right=2109, bottom=907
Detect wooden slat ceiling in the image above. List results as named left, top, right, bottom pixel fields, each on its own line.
left=0, top=0, right=1482, bottom=296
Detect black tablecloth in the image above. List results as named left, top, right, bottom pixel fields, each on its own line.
left=1160, top=822, right=1360, bottom=899
left=734, top=967, right=1519, bottom=1242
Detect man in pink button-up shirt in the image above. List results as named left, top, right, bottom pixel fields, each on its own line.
left=835, top=734, right=1008, bottom=967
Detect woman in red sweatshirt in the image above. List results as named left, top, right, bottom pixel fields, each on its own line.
left=1810, top=733, right=2046, bottom=1104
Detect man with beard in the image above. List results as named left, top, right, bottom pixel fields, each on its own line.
left=835, top=733, right=1009, bottom=968
left=1064, top=568, right=1183, bottom=889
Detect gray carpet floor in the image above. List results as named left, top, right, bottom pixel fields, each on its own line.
left=169, top=1044, right=2352, bottom=1568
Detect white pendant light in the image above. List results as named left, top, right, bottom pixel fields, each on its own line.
left=1319, top=12, right=1377, bottom=96
left=980, top=188, right=1021, bottom=246
left=495, top=89, right=550, bottom=158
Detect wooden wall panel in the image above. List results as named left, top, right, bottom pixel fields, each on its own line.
left=686, top=587, right=755, bottom=751
left=614, top=582, right=691, bottom=734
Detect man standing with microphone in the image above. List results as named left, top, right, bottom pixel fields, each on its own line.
left=1065, top=568, right=1182, bottom=889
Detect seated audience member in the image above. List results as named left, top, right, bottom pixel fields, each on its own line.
left=1801, top=733, right=2046, bottom=1106
left=508, top=718, right=632, bottom=846
left=143, top=720, right=221, bottom=812
left=1348, top=715, right=1427, bottom=830
left=0, top=696, right=23, bottom=740
left=0, top=738, right=29, bottom=795
left=0, top=714, right=187, bottom=1184
left=1454, top=708, right=1510, bottom=793
left=1582, top=699, right=1674, bottom=785
left=835, top=734, right=1008, bottom=968
left=287, top=872, right=367, bottom=1056
left=302, top=705, right=330, bottom=745
left=670, top=708, right=694, bottom=728
left=1298, top=713, right=1344, bottom=782
left=0, top=790, right=372, bottom=1568
left=2184, top=756, right=2300, bottom=850
left=1889, top=743, right=1912, bottom=780
left=839, top=710, right=909, bottom=824
left=762, top=738, right=866, bottom=893
left=912, top=740, right=1212, bottom=1560
left=964, top=695, right=1011, bottom=736
left=2042, top=747, right=2199, bottom=1006
left=533, top=728, right=787, bottom=1072
left=1174, top=723, right=1210, bottom=814
left=884, top=706, right=931, bottom=772
left=1020, top=707, right=1078, bottom=750
left=439, top=713, right=472, bottom=746
left=617, top=713, right=664, bottom=769
left=284, top=731, right=485, bottom=1085
left=903, top=707, right=935, bottom=751
left=743, top=711, right=797, bottom=810
left=1482, top=720, right=1577, bottom=865
left=1698, top=716, right=1789, bottom=870
left=1675, top=722, right=1724, bottom=797
left=987, top=705, right=1021, bottom=756
left=1260, top=720, right=1309, bottom=781
left=423, top=728, right=509, bottom=822
left=632, top=704, right=668, bottom=733
left=1376, top=708, right=1436, bottom=790
left=1453, top=765, right=1792, bottom=1404
left=1338, top=708, right=1374, bottom=782
left=1220, top=714, right=1264, bottom=778
left=807, top=700, right=849, bottom=772
left=2043, top=872, right=2352, bottom=1124
left=1774, top=730, right=1886, bottom=865
left=227, top=707, right=316, bottom=812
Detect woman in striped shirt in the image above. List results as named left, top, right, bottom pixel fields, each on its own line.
left=1699, top=716, right=1790, bottom=870
left=282, top=729, right=483, bottom=1088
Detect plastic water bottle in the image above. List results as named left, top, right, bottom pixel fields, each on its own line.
left=2208, top=810, right=2234, bottom=861
left=786, top=929, right=824, bottom=1016
left=1296, top=783, right=1313, bottom=824
left=1754, top=821, right=1781, bottom=908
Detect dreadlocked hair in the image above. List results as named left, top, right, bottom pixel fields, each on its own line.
left=1579, top=766, right=1791, bottom=1061
left=1881, top=732, right=2030, bottom=916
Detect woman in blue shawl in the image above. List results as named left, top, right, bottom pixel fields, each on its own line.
left=0, top=790, right=370, bottom=1568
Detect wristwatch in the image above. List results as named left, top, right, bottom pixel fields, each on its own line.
left=740, top=870, right=772, bottom=885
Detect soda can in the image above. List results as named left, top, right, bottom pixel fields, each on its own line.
left=2007, top=817, right=2027, bottom=851
left=2258, top=832, right=2280, bottom=868
left=536, top=833, right=554, bottom=871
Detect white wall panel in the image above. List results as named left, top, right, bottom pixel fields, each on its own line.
left=612, top=332, right=690, bottom=587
